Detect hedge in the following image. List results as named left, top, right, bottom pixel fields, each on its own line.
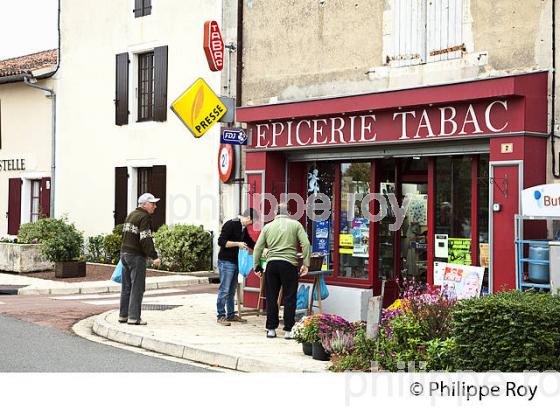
left=451, top=291, right=560, bottom=371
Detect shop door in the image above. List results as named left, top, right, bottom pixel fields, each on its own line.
left=400, top=181, right=428, bottom=282
left=490, top=162, right=521, bottom=292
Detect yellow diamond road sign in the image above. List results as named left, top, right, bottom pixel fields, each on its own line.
left=171, top=78, right=227, bottom=138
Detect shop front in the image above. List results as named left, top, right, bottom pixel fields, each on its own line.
left=236, top=72, right=548, bottom=321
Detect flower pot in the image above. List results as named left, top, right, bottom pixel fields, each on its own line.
left=55, top=261, right=86, bottom=278
left=312, top=341, right=330, bottom=361
left=302, top=342, right=312, bottom=356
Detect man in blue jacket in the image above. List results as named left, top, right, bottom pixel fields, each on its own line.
left=216, top=208, right=257, bottom=325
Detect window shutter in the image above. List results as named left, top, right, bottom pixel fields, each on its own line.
left=134, top=0, right=143, bottom=17
left=427, top=0, right=463, bottom=62
left=143, top=0, right=152, bottom=15
left=114, top=167, right=128, bottom=226
left=7, top=178, right=22, bottom=235
left=115, top=53, right=129, bottom=126
left=40, top=177, right=51, bottom=218
left=392, top=0, right=427, bottom=67
left=154, top=46, right=168, bottom=122
left=150, top=165, right=166, bottom=231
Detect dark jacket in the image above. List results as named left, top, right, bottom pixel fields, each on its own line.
left=217, top=218, right=256, bottom=263
left=120, top=207, right=158, bottom=259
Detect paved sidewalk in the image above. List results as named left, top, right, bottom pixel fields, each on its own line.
left=92, top=293, right=329, bottom=372
left=0, top=273, right=208, bottom=295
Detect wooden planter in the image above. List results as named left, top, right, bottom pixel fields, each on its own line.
left=55, top=261, right=86, bottom=278
left=0, top=243, right=53, bottom=273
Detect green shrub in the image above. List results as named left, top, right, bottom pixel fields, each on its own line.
left=17, top=218, right=62, bottom=244
left=86, top=235, right=105, bottom=262
left=154, top=224, right=212, bottom=272
left=103, top=232, right=122, bottom=262
left=329, top=323, right=377, bottom=372
left=37, top=218, right=84, bottom=262
left=451, top=291, right=560, bottom=371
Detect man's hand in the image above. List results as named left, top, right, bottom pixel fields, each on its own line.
left=238, top=242, right=248, bottom=249
left=153, top=258, right=161, bottom=268
left=254, top=265, right=264, bottom=278
left=299, top=265, right=308, bottom=277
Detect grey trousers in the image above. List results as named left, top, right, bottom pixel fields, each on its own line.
left=119, top=253, right=146, bottom=321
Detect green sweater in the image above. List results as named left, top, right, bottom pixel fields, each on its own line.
left=120, top=207, right=158, bottom=259
left=253, top=215, right=311, bottom=268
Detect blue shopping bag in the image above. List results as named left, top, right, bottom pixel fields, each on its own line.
left=238, top=248, right=253, bottom=277
left=111, top=260, right=123, bottom=283
left=296, top=284, right=310, bottom=310
left=313, top=275, right=329, bottom=301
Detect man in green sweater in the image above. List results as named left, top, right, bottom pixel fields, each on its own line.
left=253, top=203, right=310, bottom=339
left=119, top=193, right=161, bottom=325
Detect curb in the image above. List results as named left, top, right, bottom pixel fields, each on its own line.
left=92, top=311, right=323, bottom=373
left=17, top=276, right=209, bottom=296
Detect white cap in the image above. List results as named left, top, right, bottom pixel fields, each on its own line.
left=138, top=193, right=160, bottom=204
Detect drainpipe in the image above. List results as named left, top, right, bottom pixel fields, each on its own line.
left=552, top=0, right=559, bottom=178
left=236, top=0, right=244, bottom=214
left=23, top=77, right=56, bottom=218
left=21, top=0, right=61, bottom=218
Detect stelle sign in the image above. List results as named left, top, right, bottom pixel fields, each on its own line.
left=248, top=99, right=516, bottom=149
left=203, top=20, right=224, bottom=72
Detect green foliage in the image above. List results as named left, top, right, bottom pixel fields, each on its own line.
left=329, top=323, right=377, bottom=372
left=154, top=224, right=212, bottom=272
left=86, top=235, right=105, bottom=262
left=35, top=218, right=84, bottom=262
left=293, top=315, right=321, bottom=343
left=451, top=291, right=560, bottom=371
left=103, top=232, right=122, bottom=261
left=17, top=218, right=63, bottom=244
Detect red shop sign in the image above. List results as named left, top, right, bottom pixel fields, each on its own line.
left=203, top=20, right=224, bottom=72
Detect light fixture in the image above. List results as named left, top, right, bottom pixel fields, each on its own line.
left=413, top=156, right=421, bottom=160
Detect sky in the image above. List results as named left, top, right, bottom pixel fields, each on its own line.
left=0, top=0, right=58, bottom=60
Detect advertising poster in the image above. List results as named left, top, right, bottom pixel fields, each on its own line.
left=479, top=243, right=489, bottom=267
left=433, top=261, right=446, bottom=286
left=313, top=220, right=330, bottom=255
left=440, top=263, right=485, bottom=300
left=339, top=234, right=353, bottom=255
left=448, top=238, right=472, bottom=265
left=351, top=218, right=369, bottom=257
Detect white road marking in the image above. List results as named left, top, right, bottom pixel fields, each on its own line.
left=51, top=288, right=185, bottom=300
left=86, top=294, right=193, bottom=306
left=0, top=301, right=5, bottom=304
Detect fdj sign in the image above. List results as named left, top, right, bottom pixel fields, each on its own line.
left=221, top=129, right=247, bottom=145
left=171, top=78, right=227, bottom=138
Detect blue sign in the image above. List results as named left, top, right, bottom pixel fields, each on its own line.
left=313, top=220, right=330, bottom=255
left=220, top=129, right=247, bottom=145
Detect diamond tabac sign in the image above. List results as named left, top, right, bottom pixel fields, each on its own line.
left=170, top=78, right=227, bottom=138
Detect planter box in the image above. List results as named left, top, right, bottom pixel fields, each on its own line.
left=0, top=243, right=53, bottom=273
left=55, top=261, right=86, bottom=278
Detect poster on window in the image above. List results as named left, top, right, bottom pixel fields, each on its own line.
left=448, top=238, right=472, bottom=265
left=339, top=234, right=353, bottom=255
left=313, top=220, right=330, bottom=255
left=380, top=183, right=395, bottom=218
left=351, top=218, right=369, bottom=257
left=440, top=263, right=485, bottom=300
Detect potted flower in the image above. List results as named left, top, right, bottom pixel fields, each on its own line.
left=314, top=314, right=354, bottom=361
left=39, top=218, right=85, bottom=278
left=293, top=315, right=321, bottom=356
left=321, top=330, right=355, bottom=365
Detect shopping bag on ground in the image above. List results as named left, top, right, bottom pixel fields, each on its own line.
left=313, top=275, right=329, bottom=301
left=238, top=248, right=253, bottom=277
left=111, top=260, right=123, bottom=283
left=296, top=284, right=310, bottom=310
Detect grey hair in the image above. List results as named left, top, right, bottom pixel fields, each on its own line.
left=276, top=202, right=290, bottom=216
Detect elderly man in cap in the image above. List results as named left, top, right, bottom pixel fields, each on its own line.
left=118, top=193, right=162, bottom=325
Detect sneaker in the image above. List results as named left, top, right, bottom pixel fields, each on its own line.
left=266, top=329, right=277, bottom=338
left=284, top=330, right=293, bottom=340
left=127, top=319, right=147, bottom=325
left=118, top=316, right=128, bottom=323
left=226, top=315, right=247, bottom=323
left=217, top=317, right=232, bottom=326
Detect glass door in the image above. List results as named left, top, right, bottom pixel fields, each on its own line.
left=400, top=182, right=428, bottom=282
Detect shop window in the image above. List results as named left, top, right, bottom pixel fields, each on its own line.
left=306, top=163, right=335, bottom=271
left=390, top=0, right=464, bottom=67
left=435, top=156, right=472, bottom=265
left=378, top=159, right=396, bottom=280
left=339, top=162, right=371, bottom=279
left=477, top=154, right=490, bottom=292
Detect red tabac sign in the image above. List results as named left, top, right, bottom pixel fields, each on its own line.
left=203, top=20, right=224, bottom=71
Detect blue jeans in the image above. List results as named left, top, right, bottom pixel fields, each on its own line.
left=217, top=259, right=239, bottom=319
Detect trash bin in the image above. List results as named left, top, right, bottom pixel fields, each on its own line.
left=528, top=244, right=550, bottom=284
